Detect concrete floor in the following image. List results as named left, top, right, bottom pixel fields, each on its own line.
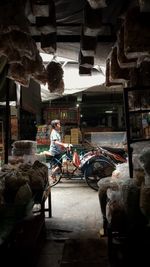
left=36, top=178, right=108, bottom=267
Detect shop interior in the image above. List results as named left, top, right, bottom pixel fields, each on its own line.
left=0, top=1, right=150, bottom=266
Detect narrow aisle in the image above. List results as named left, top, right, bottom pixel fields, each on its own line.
left=36, top=179, right=109, bottom=267
left=49, top=179, right=103, bottom=239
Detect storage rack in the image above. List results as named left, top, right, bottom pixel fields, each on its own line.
left=123, top=87, right=150, bottom=177
left=0, top=121, right=4, bottom=167
left=43, top=107, right=80, bottom=125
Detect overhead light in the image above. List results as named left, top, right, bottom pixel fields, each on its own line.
left=105, top=110, right=113, bottom=113
left=77, top=93, right=82, bottom=102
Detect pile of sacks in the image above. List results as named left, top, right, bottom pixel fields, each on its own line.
left=98, top=148, right=150, bottom=236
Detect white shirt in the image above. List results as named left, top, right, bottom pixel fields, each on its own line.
left=49, top=129, right=62, bottom=155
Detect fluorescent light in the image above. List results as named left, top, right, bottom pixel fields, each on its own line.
left=105, top=110, right=113, bottom=113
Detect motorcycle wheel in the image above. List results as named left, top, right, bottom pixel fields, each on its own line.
left=84, top=159, right=115, bottom=191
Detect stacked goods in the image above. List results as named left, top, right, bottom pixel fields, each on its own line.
left=140, top=184, right=150, bottom=225
left=124, top=6, right=150, bottom=59
left=117, top=24, right=137, bottom=68
left=121, top=178, right=146, bottom=227
left=109, top=46, right=130, bottom=85
left=80, top=31, right=97, bottom=55
left=105, top=58, right=123, bottom=88
left=106, top=6, right=150, bottom=89
left=106, top=45, right=146, bottom=88
left=138, top=148, right=150, bottom=224
left=97, top=148, right=150, bottom=234
left=9, top=140, right=37, bottom=165
left=36, top=125, right=50, bottom=145
left=134, top=168, right=145, bottom=186
left=29, top=0, right=56, bottom=54
left=144, top=126, right=150, bottom=139
left=139, top=0, right=150, bottom=12
left=128, top=88, right=150, bottom=111
left=98, top=177, right=119, bottom=219
left=71, top=128, right=79, bottom=145
left=71, top=128, right=82, bottom=145
left=0, top=160, right=48, bottom=242
left=79, top=50, right=94, bottom=69
left=0, top=161, right=48, bottom=206
left=86, top=0, right=107, bottom=9
left=128, top=67, right=139, bottom=87
left=106, top=189, right=127, bottom=233
left=139, top=148, right=150, bottom=183
left=137, top=56, right=150, bottom=86
left=84, top=1, right=103, bottom=35
left=12, top=140, right=37, bottom=156
left=64, top=135, right=71, bottom=143
left=132, top=153, right=145, bottom=186
left=128, top=90, right=143, bottom=110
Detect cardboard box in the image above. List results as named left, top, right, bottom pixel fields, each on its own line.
left=64, top=135, right=71, bottom=143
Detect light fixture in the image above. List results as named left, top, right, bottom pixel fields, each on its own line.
left=77, top=93, right=82, bottom=102
left=105, top=110, right=113, bottom=113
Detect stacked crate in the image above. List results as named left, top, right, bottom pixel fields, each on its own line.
left=71, top=128, right=81, bottom=145
left=36, top=125, right=51, bottom=153
left=64, top=134, right=71, bottom=143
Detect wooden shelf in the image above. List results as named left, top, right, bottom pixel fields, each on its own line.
left=123, top=86, right=150, bottom=178
left=130, top=138, right=150, bottom=143
left=0, top=121, right=4, bottom=167
left=129, top=109, right=150, bottom=114
left=43, top=107, right=80, bottom=125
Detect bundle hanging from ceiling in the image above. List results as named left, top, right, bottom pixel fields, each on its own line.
left=46, top=56, right=64, bottom=94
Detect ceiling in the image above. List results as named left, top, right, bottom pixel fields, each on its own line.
left=0, top=0, right=139, bottom=102
left=52, top=0, right=128, bottom=62
left=37, top=0, right=131, bottom=100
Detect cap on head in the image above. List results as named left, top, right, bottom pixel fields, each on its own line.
left=51, top=119, right=60, bottom=128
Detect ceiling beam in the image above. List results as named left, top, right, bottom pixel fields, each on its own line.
left=33, top=34, right=116, bottom=43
